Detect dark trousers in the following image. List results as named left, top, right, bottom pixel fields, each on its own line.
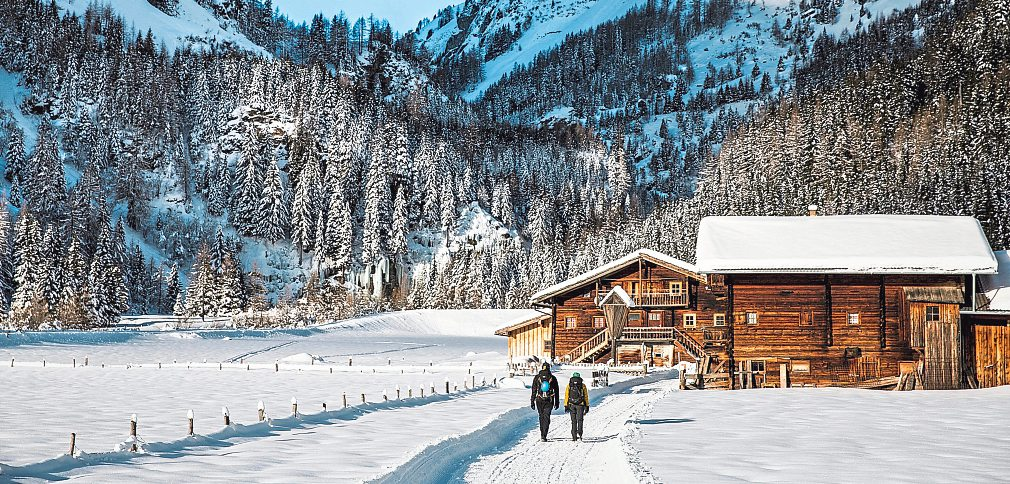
left=569, top=405, right=586, bottom=439
left=535, top=398, right=553, bottom=439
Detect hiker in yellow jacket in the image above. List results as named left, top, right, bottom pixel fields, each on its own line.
left=564, top=372, right=590, bottom=441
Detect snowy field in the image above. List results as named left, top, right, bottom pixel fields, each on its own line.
left=0, top=310, right=541, bottom=481
left=3, top=310, right=1010, bottom=483
left=634, top=387, right=1010, bottom=483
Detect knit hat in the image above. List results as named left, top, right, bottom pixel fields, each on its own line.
left=572, top=372, right=581, bottom=378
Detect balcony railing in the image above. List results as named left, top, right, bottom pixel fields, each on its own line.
left=634, top=292, right=688, bottom=307
left=595, top=291, right=689, bottom=307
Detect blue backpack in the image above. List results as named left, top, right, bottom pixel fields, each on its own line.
left=536, top=377, right=554, bottom=399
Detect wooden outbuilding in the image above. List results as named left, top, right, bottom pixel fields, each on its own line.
left=495, top=312, right=553, bottom=365
left=961, top=250, right=1010, bottom=388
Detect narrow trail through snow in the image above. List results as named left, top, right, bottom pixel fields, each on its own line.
left=463, top=378, right=677, bottom=483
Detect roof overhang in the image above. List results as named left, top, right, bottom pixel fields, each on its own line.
left=529, top=249, right=703, bottom=305
left=494, top=313, right=550, bottom=336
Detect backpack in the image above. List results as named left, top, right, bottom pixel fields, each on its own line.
left=568, top=377, right=586, bottom=406
left=536, top=375, right=554, bottom=399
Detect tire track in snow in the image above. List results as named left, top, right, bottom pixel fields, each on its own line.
left=224, top=341, right=297, bottom=362
left=464, top=378, right=677, bottom=484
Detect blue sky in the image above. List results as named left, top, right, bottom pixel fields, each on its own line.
left=272, top=0, right=452, bottom=33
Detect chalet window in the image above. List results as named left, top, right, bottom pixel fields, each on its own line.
left=750, top=360, right=765, bottom=373
left=799, top=310, right=813, bottom=325
left=925, top=305, right=940, bottom=322
left=683, top=314, right=697, bottom=328
left=708, top=274, right=726, bottom=289
left=544, top=340, right=553, bottom=351
left=713, top=313, right=726, bottom=327
left=746, top=312, right=759, bottom=325
left=565, top=317, right=577, bottom=329
left=593, top=316, right=606, bottom=329
left=648, top=312, right=662, bottom=322
left=847, top=313, right=860, bottom=325
left=629, top=313, right=642, bottom=322
left=668, top=282, right=683, bottom=295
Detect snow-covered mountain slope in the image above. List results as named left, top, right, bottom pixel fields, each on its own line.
left=417, top=0, right=647, bottom=101
left=56, top=0, right=267, bottom=55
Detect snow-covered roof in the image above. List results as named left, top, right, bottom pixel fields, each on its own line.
left=494, top=311, right=551, bottom=336
left=981, top=251, right=1010, bottom=310
left=530, top=249, right=702, bottom=304
left=696, top=215, right=997, bottom=274
left=599, top=286, right=636, bottom=307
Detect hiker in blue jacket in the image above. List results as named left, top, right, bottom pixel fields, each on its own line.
left=530, top=362, right=559, bottom=441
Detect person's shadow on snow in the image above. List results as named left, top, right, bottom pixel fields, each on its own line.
left=635, top=418, right=694, bottom=425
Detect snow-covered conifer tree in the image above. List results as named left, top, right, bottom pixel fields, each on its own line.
left=257, top=158, right=289, bottom=243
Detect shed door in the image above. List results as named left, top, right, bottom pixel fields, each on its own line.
left=920, top=304, right=962, bottom=390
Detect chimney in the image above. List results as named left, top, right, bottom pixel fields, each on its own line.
left=808, top=204, right=819, bottom=217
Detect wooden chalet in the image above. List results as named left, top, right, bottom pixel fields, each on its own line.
left=695, top=213, right=997, bottom=389
left=525, top=212, right=1010, bottom=391
left=530, top=249, right=732, bottom=388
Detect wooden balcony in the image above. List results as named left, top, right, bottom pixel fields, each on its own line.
left=595, top=291, right=688, bottom=307
left=633, top=292, right=688, bottom=307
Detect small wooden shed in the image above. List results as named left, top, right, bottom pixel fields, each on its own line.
left=495, top=313, right=552, bottom=364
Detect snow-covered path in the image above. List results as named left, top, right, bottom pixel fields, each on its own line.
left=462, top=377, right=677, bottom=484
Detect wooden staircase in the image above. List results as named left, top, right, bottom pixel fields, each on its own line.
left=560, top=330, right=610, bottom=364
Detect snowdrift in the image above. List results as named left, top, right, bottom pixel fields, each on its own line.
left=319, top=309, right=538, bottom=337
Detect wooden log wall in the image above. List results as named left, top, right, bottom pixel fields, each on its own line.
left=726, top=274, right=961, bottom=387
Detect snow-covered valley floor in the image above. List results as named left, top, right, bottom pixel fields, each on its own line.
left=3, top=310, right=1010, bottom=483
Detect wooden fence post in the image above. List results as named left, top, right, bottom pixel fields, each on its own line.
left=219, top=362, right=222, bottom=370
left=322, top=402, right=327, bottom=412
left=73, top=358, right=76, bottom=368
left=342, top=393, right=347, bottom=408
left=69, top=432, right=76, bottom=455
left=472, top=375, right=475, bottom=388
left=223, top=406, right=231, bottom=426
left=257, top=401, right=265, bottom=422
left=383, top=390, right=388, bottom=402
left=291, top=397, right=298, bottom=416
left=10, top=358, right=13, bottom=367
left=85, top=357, right=88, bottom=366
left=130, top=414, right=138, bottom=452
left=275, top=362, right=279, bottom=372
left=396, top=386, right=400, bottom=400
left=408, top=386, right=412, bottom=398
left=431, top=382, right=435, bottom=394
left=188, top=410, right=195, bottom=435
left=348, top=357, right=352, bottom=366
left=421, top=388, right=425, bottom=397
left=361, top=393, right=366, bottom=404
left=445, top=379, right=450, bottom=394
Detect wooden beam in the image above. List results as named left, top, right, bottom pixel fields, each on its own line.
left=825, top=275, right=833, bottom=347
left=727, top=277, right=735, bottom=390
left=880, top=275, right=886, bottom=349
left=550, top=300, right=557, bottom=361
